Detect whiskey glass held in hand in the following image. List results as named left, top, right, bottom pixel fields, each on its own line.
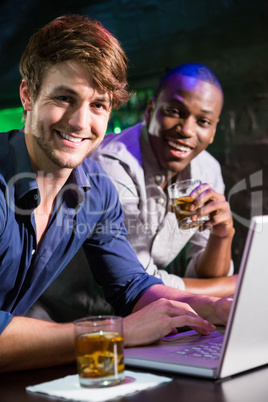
left=168, top=179, right=209, bottom=230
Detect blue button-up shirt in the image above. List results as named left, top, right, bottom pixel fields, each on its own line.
left=0, top=129, right=162, bottom=332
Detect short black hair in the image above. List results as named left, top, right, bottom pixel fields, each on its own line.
left=155, top=63, right=223, bottom=99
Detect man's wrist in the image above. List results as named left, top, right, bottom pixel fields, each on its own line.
left=211, top=226, right=235, bottom=239
left=186, top=294, right=220, bottom=323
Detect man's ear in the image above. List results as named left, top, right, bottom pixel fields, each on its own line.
left=209, top=119, right=220, bottom=144
left=209, top=130, right=216, bottom=144
left=20, top=79, right=33, bottom=112
left=144, top=97, right=155, bottom=124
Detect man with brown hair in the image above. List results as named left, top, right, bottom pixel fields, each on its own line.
left=0, top=15, right=231, bottom=373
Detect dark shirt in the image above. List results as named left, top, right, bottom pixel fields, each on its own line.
left=0, top=129, right=162, bottom=332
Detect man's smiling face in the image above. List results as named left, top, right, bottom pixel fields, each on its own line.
left=21, top=60, right=112, bottom=173
left=146, top=74, right=223, bottom=174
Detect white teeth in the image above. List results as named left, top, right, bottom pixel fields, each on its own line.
left=59, top=132, right=82, bottom=143
left=168, top=140, right=191, bottom=152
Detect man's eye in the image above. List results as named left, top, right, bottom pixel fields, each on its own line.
left=56, top=96, right=72, bottom=102
left=165, top=107, right=180, bottom=116
left=92, top=103, right=106, bottom=110
left=199, top=118, right=211, bottom=127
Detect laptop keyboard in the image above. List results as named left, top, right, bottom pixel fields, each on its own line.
left=175, top=340, right=223, bottom=360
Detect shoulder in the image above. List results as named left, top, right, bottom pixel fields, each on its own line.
left=79, top=157, right=114, bottom=190
left=0, top=130, right=17, bottom=165
left=90, top=124, right=144, bottom=188
left=81, top=155, right=107, bottom=173
left=194, top=150, right=222, bottom=172
left=193, top=150, right=224, bottom=191
left=195, top=149, right=220, bottom=165
left=0, top=130, right=20, bottom=184
left=0, top=144, right=9, bottom=234
left=0, top=129, right=20, bottom=147
left=91, top=123, right=143, bottom=164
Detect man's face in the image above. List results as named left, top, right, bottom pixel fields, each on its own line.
left=146, top=74, right=223, bottom=174
left=21, top=61, right=112, bottom=172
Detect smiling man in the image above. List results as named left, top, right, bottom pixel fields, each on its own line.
left=91, top=63, right=237, bottom=297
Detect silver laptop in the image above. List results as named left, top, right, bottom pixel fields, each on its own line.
left=124, top=215, right=268, bottom=379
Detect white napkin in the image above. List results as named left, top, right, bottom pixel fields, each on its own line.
left=26, top=370, right=172, bottom=401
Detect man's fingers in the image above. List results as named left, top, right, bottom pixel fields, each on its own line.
left=146, top=299, right=216, bottom=335
left=171, top=315, right=216, bottom=335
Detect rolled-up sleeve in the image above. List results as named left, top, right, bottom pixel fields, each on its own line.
left=84, top=231, right=164, bottom=316
left=0, top=310, right=13, bottom=334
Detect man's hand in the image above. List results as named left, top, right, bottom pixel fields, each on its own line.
left=190, top=183, right=234, bottom=238
left=132, top=284, right=234, bottom=328
left=123, top=298, right=216, bottom=347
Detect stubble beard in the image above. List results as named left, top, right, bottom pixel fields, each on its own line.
left=33, top=133, right=84, bottom=170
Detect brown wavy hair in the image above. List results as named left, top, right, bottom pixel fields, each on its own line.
left=20, top=14, right=130, bottom=118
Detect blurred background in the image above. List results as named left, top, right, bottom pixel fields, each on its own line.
left=0, top=0, right=267, bottom=270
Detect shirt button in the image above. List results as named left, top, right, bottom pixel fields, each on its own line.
left=155, top=175, right=162, bottom=183
left=31, top=249, right=36, bottom=255
left=157, top=197, right=165, bottom=204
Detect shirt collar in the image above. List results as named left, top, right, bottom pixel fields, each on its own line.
left=140, top=123, right=164, bottom=183
left=9, top=129, right=39, bottom=210
left=64, top=164, right=91, bottom=209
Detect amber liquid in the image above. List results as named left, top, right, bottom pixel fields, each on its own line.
left=173, top=196, right=206, bottom=229
left=75, top=332, right=124, bottom=383
left=173, top=196, right=195, bottom=219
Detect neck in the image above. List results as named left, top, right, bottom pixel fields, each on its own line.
left=35, top=170, right=70, bottom=208
left=33, top=171, right=71, bottom=247
left=162, top=170, right=178, bottom=192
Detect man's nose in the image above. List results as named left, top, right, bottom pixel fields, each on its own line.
left=68, top=104, right=90, bottom=131
left=178, top=117, right=195, bottom=137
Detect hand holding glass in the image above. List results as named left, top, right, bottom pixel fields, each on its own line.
left=74, top=316, right=125, bottom=388
left=168, top=179, right=210, bottom=230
